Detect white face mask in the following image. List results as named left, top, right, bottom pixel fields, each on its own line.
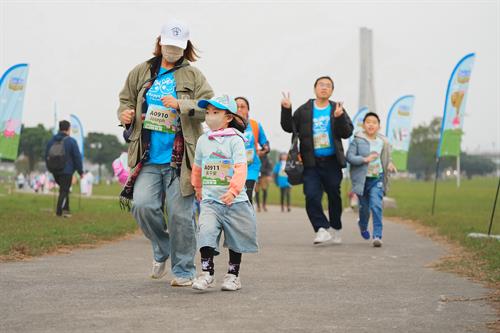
left=205, top=113, right=228, bottom=131
left=161, top=45, right=184, bottom=63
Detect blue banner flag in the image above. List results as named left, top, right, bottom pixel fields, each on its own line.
left=0, top=64, right=29, bottom=160
left=386, top=95, right=415, bottom=171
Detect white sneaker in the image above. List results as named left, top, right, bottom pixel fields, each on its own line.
left=373, top=237, right=383, bottom=247
left=331, top=229, right=342, bottom=244
left=151, top=260, right=167, bottom=279
left=170, top=276, right=194, bottom=287
left=313, top=227, right=332, bottom=244
left=192, top=272, right=215, bottom=290
left=221, top=273, right=241, bottom=291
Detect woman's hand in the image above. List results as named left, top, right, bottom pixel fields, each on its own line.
left=220, top=191, right=235, bottom=206
left=120, top=109, right=135, bottom=124
left=161, top=96, right=179, bottom=109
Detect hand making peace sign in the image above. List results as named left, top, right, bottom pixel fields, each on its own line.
left=281, top=91, right=292, bottom=109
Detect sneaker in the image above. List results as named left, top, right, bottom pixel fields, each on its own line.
left=331, top=229, right=342, bottom=244
left=221, top=273, right=241, bottom=291
left=171, top=276, right=194, bottom=287
left=373, top=237, right=383, bottom=247
left=359, top=227, right=370, bottom=240
left=192, top=272, right=215, bottom=290
left=313, top=227, right=332, bottom=244
left=151, top=260, right=167, bottom=279
left=62, top=211, right=72, bottom=218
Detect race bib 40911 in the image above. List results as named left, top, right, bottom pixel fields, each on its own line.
left=202, top=159, right=233, bottom=186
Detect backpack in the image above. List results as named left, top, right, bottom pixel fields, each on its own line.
left=46, top=137, right=68, bottom=173
left=249, top=119, right=260, bottom=151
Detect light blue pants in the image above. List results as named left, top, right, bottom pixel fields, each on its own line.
left=132, top=164, right=196, bottom=279
left=198, top=200, right=258, bottom=255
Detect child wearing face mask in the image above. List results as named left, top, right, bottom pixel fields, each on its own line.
left=346, top=112, right=396, bottom=248
left=191, top=95, right=258, bottom=291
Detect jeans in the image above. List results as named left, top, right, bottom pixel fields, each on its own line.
left=54, top=174, right=72, bottom=216
left=132, top=164, right=196, bottom=279
left=303, top=156, right=343, bottom=232
left=358, top=176, right=384, bottom=239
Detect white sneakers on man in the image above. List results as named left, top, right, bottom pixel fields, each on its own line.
left=313, top=227, right=332, bottom=244
left=192, top=272, right=215, bottom=290
left=313, top=228, right=342, bottom=244
left=331, top=229, right=342, bottom=244
left=151, top=260, right=167, bottom=279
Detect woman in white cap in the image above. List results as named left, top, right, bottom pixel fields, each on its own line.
left=117, top=18, right=213, bottom=287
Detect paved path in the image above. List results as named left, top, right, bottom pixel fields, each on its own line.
left=0, top=207, right=496, bottom=332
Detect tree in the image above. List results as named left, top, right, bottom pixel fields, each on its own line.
left=18, top=124, right=53, bottom=172
left=461, top=153, right=496, bottom=179
left=85, top=132, right=127, bottom=179
left=407, top=117, right=454, bottom=180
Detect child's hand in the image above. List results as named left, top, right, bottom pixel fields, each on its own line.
left=195, top=189, right=202, bottom=202
left=364, top=152, right=378, bottom=163
left=387, top=162, right=398, bottom=174
left=220, top=191, right=236, bottom=206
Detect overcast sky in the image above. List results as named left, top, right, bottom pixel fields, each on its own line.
left=1, top=0, right=498, bottom=153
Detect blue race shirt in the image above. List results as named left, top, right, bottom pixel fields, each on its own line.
left=273, top=161, right=291, bottom=188
left=243, top=121, right=269, bottom=181
left=312, top=103, right=335, bottom=157
left=145, top=67, right=177, bottom=164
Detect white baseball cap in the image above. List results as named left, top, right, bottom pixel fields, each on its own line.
left=160, top=19, right=190, bottom=49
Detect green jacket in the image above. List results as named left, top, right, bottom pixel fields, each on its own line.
left=117, top=57, right=214, bottom=197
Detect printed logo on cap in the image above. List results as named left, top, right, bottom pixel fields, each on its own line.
left=171, top=27, right=181, bottom=37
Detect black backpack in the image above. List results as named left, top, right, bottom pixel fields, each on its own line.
left=285, top=121, right=304, bottom=185
left=46, top=137, right=68, bottom=173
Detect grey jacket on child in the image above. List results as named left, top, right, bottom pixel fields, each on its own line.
left=346, top=131, right=392, bottom=196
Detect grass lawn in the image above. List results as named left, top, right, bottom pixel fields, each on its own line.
left=0, top=183, right=136, bottom=260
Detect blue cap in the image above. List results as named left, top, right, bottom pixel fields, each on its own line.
left=198, top=94, right=238, bottom=114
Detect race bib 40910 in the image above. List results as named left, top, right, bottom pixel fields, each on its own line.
left=143, top=105, right=178, bottom=133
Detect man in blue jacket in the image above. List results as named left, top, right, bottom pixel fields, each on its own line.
left=45, top=120, right=83, bottom=217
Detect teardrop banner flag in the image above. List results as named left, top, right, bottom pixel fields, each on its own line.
left=0, top=64, right=29, bottom=160
left=70, top=114, right=85, bottom=162
left=437, top=53, right=475, bottom=157
left=386, top=95, right=415, bottom=171
left=349, top=106, right=369, bottom=143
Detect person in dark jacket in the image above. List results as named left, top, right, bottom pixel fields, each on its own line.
left=280, top=76, right=353, bottom=245
left=45, top=120, right=83, bottom=217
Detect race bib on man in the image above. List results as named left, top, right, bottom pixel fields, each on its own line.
left=143, top=105, right=178, bottom=133
left=313, top=133, right=331, bottom=149
left=202, top=159, right=233, bottom=186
